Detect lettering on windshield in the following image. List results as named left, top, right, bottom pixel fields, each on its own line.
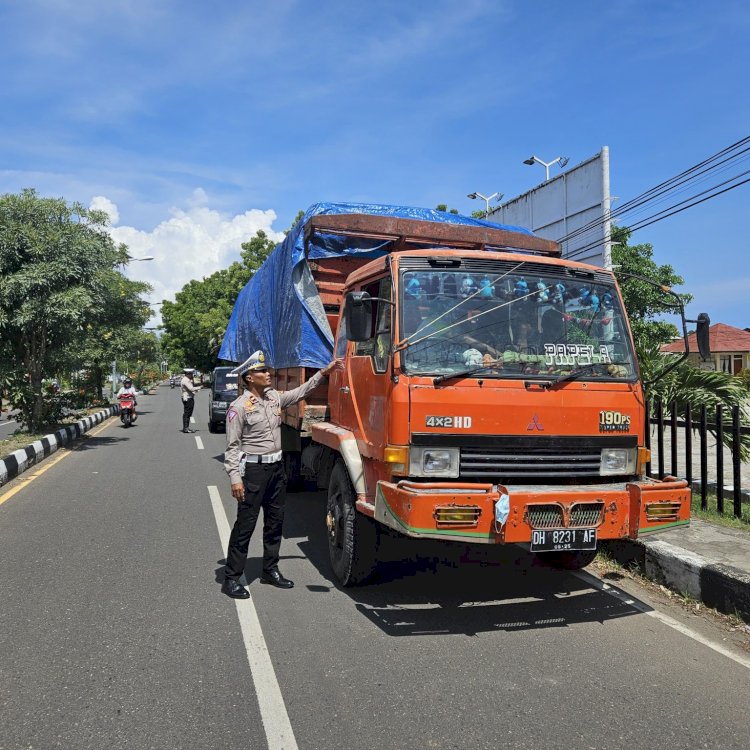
left=544, top=344, right=612, bottom=367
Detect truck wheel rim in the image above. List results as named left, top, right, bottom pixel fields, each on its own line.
left=327, top=490, right=344, bottom=549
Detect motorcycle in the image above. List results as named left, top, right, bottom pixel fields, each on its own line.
left=169, top=377, right=176, bottom=389
left=118, top=393, right=136, bottom=427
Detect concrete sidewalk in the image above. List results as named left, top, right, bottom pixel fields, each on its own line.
left=607, top=520, right=750, bottom=623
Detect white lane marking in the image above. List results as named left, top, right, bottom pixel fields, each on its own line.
left=195, top=436, right=204, bottom=450
left=574, top=570, right=750, bottom=670
left=190, top=416, right=196, bottom=423
left=2, top=420, right=17, bottom=426
left=207, top=486, right=299, bottom=750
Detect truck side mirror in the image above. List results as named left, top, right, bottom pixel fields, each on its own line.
left=344, top=291, right=373, bottom=342
left=696, top=313, right=711, bottom=361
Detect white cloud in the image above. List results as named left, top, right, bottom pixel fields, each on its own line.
left=89, top=195, right=120, bottom=225
left=101, top=192, right=286, bottom=325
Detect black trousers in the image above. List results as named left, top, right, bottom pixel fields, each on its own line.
left=225, top=462, right=287, bottom=580
left=182, top=398, right=194, bottom=430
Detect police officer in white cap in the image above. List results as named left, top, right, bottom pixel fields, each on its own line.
left=180, top=367, right=200, bottom=433
left=222, top=350, right=340, bottom=597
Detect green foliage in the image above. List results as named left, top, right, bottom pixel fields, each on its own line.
left=736, top=368, right=750, bottom=391
left=288, top=209, right=305, bottom=231
left=0, top=189, right=151, bottom=430
left=435, top=204, right=460, bottom=215
left=161, top=230, right=277, bottom=372
left=637, top=340, right=750, bottom=460
left=612, top=225, right=749, bottom=457
left=611, top=225, right=691, bottom=347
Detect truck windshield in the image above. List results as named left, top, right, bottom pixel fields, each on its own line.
left=399, top=267, right=636, bottom=381
left=214, top=369, right=238, bottom=393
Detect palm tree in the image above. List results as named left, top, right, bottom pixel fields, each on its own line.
left=638, top=340, right=750, bottom=460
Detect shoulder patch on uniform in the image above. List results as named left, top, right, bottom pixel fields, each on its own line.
left=227, top=408, right=238, bottom=422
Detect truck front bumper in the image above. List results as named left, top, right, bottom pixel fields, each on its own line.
left=372, top=476, right=690, bottom=544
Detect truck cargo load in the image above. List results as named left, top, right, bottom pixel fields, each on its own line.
left=219, top=202, right=536, bottom=368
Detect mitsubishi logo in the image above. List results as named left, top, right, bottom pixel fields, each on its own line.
left=527, top=414, right=545, bottom=431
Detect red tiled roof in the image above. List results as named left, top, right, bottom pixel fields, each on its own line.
left=661, top=322, right=750, bottom=353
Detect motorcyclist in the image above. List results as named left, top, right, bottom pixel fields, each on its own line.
left=116, top=377, right=138, bottom=421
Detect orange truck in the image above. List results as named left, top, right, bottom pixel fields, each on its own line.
left=223, top=207, right=705, bottom=586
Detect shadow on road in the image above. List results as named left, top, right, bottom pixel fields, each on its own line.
left=285, top=490, right=648, bottom=637
left=73, top=435, right=128, bottom=451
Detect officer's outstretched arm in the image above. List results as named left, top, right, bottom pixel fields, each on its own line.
left=278, top=359, right=341, bottom=409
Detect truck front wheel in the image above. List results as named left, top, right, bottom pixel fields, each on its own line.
left=326, top=461, right=378, bottom=586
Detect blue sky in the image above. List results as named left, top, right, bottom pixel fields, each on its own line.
left=1, top=0, right=748, bottom=328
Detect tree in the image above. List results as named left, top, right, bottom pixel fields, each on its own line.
left=612, top=225, right=749, bottom=456
left=0, top=189, right=146, bottom=430
left=435, top=203, right=460, bottom=215
left=637, top=340, right=750, bottom=459
left=63, top=271, right=152, bottom=401
left=611, top=225, right=691, bottom=347
left=161, top=230, right=277, bottom=372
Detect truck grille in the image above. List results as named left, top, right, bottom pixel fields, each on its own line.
left=460, top=446, right=603, bottom=479
left=525, top=502, right=604, bottom=529
left=570, top=502, right=605, bottom=527
left=526, top=505, right=564, bottom=528
left=412, top=435, right=637, bottom=482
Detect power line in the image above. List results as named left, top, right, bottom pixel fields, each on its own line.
left=558, top=136, right=750, bottom=249
left=565, top=168, right=750, bottom=261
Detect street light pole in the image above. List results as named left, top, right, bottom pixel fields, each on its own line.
left=522, top=155, right=569, bottom=181
left=467, top=191, right=504, bottom=218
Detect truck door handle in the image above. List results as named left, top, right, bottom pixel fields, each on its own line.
left=340, top=386, right=350, bottom=394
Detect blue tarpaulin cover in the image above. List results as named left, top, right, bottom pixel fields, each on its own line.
left=218, top=202, right=534, bottom=368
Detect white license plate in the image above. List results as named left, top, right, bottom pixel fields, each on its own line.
left=530, top=528, right=597, bottom=552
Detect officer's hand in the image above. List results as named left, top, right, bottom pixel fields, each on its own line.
left=231, top=483, right=245, bottom=501
left=321, top=359, right=344, bottom=376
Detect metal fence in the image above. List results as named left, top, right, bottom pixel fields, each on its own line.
left=645, top=400, right=748, bottom=518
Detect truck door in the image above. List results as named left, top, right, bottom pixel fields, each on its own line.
left=333, top=277, right=392, bottom=450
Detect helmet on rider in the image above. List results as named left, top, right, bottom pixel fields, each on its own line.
left=124, top=377, right=132, bottom=387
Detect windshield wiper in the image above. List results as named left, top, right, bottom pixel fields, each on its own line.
left=543, top=361, right=629, bottom=390
left=433, top=364, right=499, bottom=386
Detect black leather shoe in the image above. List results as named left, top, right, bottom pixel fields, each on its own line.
left=260, top=570, right=294, bottom=589
left=182, top=428, right=190, bottom=433
left=222, top=578, right=250, bottom=599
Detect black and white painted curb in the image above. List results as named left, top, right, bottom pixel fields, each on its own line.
left=0, top=406, right=120, bottom=488
left=605, top=537, right=750, bottom=623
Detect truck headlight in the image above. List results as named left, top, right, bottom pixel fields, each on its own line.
left=600, top=447, right=636, bottom=475
left=409, top=447, right=459, bottom=478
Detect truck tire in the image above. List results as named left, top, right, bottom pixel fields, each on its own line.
left=535, top=548, right=598, bottom=570
left=208, top=420, right=217, bottom=433
left=326, top=460, right=378, bottom=586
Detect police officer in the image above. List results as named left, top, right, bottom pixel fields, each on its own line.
left=180, top=367, right=200, bottom=433
left=222, top=350, right=340, bottom=598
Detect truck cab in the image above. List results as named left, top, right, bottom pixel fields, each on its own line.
left=303, top=218, right=690, bottom=584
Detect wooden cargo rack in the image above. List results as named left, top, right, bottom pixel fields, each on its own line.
left=303, top=213, right=561, bottom=257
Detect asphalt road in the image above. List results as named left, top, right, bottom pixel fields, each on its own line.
left=1, top=385, right=749, bottom=750
left=0, top=416, right=19, bottom=441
